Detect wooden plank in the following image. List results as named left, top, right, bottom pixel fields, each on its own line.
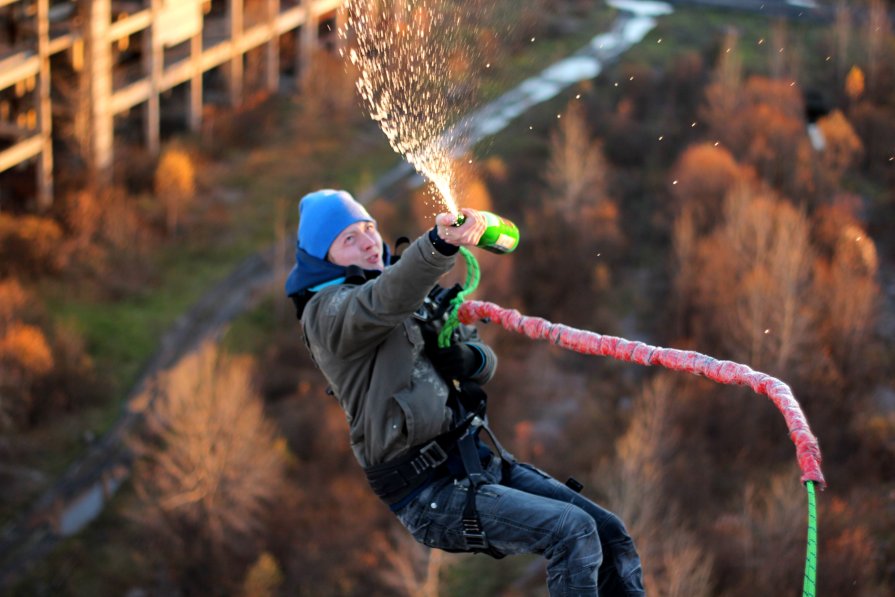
left=0, top=135, right=42, bottom=174
left=108, top=9, right=152, bottom=41
left=0, top=52, right=39, bottom=92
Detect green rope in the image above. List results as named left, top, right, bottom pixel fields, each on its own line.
left=802, top=481, right=818, bottom=596
left=438, top=247, right=480, bottom=348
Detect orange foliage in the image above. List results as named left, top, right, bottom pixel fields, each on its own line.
left=845, top=65, right=866, bottom=101
left=702, top=75, right=816, bottom=200
left=0, top=322, right=54, bottom=375
left=816, top=110, right=863, bottom=192
left=670, top=143, right=746, bottom=233
left=0, top=213, right=64, bottom=277
left=155, top=145, right=196, bottom=235
left=0, top=278, right=28, bottom=322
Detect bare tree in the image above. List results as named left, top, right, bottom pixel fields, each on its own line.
left=545, top=100, right=610, bottom=227
left=701, top=29, right=743, bottom=150
left=865, top=0, right=892, bottom=98
left=815, top=223, right=879, bottom=375
left=833, top=0, right=853, bottom=89
left=713, top=475, right=811, bottom=595
left=693, top=184, right=816, bottom=377
left=129, top=342, right=287, bottom=593
left=375, top=527, right=448, bottom=597
left=607, top=375, right=714, bottom=597
left=769, top=19, right=788, bottom=80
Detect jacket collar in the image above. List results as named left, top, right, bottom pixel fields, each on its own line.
left=285, top=243, right=391, bottom=297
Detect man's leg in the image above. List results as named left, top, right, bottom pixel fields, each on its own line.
left=396, top=475, right=603, bottom=596
left=502, top=462, right=646, bottom=597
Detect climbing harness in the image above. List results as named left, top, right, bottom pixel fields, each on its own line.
left=442, top=247, right=825, bottom=596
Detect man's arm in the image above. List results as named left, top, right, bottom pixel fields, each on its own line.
left=306, top=210, right=488, bottom=358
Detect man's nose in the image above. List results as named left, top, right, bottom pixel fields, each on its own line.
left=362, top=230, right=377, bottom=249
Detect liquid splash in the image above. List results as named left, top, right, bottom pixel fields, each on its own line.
left=341, top=0, right=496, bottom=215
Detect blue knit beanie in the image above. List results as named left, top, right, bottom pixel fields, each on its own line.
left=298, top=189, right=374, bottom=259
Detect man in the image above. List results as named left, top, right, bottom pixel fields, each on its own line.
left=286, top=189, right=645, bottom=596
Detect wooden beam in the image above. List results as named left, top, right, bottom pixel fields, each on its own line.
left=0, top=135, right=42, bottom=174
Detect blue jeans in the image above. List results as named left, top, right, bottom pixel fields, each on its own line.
left=395, top=456, right=645, bottom=596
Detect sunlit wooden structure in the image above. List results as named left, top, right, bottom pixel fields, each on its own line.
left=0, top=0, right=345, bottom=208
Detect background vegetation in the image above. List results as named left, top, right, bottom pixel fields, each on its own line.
left=2, top=0, right=893, bottom=595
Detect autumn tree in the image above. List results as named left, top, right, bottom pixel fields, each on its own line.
left=833, top=0, right=853, bottom=89
left=669, top=143, right=746, bottom=234
left=239, top=552, right=284, bottom=597
left=864, top=0, right=892, bottom=99
left=813, top=217, right=879, bottom=377
left=815, top=110, right=863, bottom=195
left=689, top=184, right=817, bottom=378
left=129, top=342, right=288, bottom=593
left=297, top=49, right=363, bottom=142
left=704, top=75, right=815, bottom=201
left=154, top=145, right=196, bottom=235
left=701, top=29, right=743, bottom=150
left=0, top=287, right=54, bottom=428
left=712, top=475, right=811, bottom=596
left=845, top=65, right=865, bottom=104
left=54, top=187, right=156, bottom=294
left=607, top=375, right=714, bottom=597
left=0, top=213, right=64, bottom=278
left=545, top=100, right=611, bottom=228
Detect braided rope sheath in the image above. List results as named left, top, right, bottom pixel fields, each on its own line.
left=458, top=300, right=826, bottom=488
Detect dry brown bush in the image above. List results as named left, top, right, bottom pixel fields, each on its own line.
left=0, top=213, right=64, bottom=278
left=606, top=375, right=714, bottom=597
left=691, top=185, right=817, bottom=377
left=50, top=186, right=157, bottom=296
left=0, top=321, right=53, bottom=429
left=129, top=343, right=288, bottom=593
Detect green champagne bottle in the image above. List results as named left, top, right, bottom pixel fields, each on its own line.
left=455, top=211, right=520, bottom=254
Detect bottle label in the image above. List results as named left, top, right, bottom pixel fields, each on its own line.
left=494, top=233, right=517, bottom=251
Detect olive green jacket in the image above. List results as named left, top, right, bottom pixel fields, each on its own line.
left=301, top=234, right=496, bottom=467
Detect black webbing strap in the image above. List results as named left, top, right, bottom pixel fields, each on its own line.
left=364, top=413, right=476, bottom=506
left=455, top=417, right=505, bottom=558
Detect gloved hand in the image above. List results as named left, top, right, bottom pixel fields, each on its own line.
left=427, top=342, right=484, bottom=382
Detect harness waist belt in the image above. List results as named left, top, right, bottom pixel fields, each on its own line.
left=363, top=416, right=474, bottom=506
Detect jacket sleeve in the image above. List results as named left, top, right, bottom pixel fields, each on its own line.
left=304, top=233, right=457, bottom=358
left=456, top=325, right=498, bottom=386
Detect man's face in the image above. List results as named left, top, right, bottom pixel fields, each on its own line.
left=327, top=221, right=385, bottom=271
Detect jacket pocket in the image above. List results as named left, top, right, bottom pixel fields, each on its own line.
left=393, top=389, right=449, bottom=448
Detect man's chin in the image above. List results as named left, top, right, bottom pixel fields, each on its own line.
left=360, top=259, right=384, bottom=271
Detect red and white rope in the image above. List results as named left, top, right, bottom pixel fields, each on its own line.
left=459, top=300, right=826, bottom=488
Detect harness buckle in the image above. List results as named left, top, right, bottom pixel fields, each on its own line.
left=462, top=517, right=489, bottom=550
left=410, top=441, right=449, bottom=474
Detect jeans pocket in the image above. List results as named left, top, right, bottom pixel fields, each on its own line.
left=397, top=501, right=432, bottom=538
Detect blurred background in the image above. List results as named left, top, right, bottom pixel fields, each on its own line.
left=0, top=0, right=893, bottom=595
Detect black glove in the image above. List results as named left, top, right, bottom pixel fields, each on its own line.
left=428, top=342, right=484, bottom=382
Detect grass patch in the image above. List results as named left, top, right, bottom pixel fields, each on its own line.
left=623, top=5, right=844, bottom=88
